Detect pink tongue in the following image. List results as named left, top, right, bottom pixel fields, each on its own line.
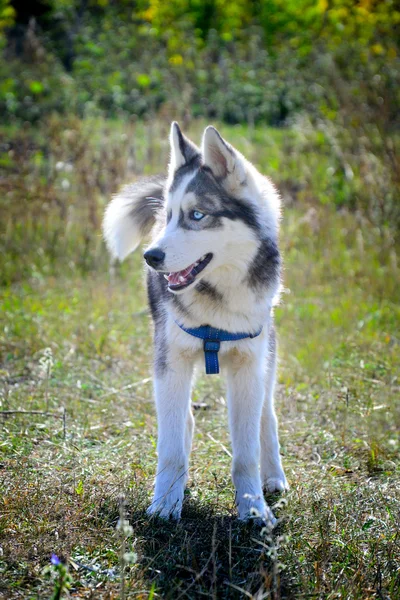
left=167, top=263, right=196, bottom=286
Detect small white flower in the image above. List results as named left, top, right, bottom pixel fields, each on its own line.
left=116, top=518, right=133, bottom=537
left=123, top=552, right=137, bottom=564
left=39, top=347, right=53, bottom=379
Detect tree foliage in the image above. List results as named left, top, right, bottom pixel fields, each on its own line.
left=0, top=0, right=15, bottom=42
left=1, top=0, right=398, bottom=126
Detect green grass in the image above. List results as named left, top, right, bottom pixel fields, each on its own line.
left=0, top=119, right=399, bottom=599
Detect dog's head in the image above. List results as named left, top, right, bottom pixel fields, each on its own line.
left=144, top=123, right=280, bottom=294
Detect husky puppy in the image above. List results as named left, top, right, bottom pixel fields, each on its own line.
left=103, top=123, right=288, bottom=522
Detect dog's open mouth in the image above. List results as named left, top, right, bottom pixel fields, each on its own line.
left=164, top=253, right=213, bottom=291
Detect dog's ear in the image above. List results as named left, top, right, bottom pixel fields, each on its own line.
left=169, top=122, right=199, bottom=172
left=202, top=126, right=246, bottom=189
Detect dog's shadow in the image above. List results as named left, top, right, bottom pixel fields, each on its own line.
left=104, top=495, right=290, bottom=599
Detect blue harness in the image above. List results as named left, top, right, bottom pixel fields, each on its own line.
left=175, top=321, right=263, bottom=375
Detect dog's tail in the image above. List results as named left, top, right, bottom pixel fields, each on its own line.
left=102, top=175, right=166, bottom=260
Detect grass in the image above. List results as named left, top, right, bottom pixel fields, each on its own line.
left=0, top=118, right=399, bottom=599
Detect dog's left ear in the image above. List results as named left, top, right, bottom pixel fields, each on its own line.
left=202, top=126, right=246, bottom=188
left=169, top=121, right=200, bottom=172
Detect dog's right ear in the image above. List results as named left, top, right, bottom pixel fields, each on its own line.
left=169, top=122, right=199, bottom=172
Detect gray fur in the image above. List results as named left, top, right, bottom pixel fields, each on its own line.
left=174, top=165, right=262, bottom=233
left=247, top=237, right=281, bottom=292
left=169, top=155, right=202, bottom=194
left=268, top=321, right=277, bottom=356
left=124, top=175, right=166, bottom=238
left=172, top=295, right=193, bottom=319
left=103, top=174, right=167, bottom=260
left=195, top=280, right=223, bottom=302
left=147, top=270, right=169, bottom=375
left=175, top=126, right=200, bottom=165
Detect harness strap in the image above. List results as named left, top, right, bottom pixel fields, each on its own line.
left=175, top=322, right=263, bottom=375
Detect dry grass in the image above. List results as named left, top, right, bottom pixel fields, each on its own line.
left=0, top=118, right=399, bottom=599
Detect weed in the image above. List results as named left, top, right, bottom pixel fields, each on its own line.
left=42, top=555, right=72, bottom=600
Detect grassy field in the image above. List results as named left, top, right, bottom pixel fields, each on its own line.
left=0, top=120, right=399, bottom=599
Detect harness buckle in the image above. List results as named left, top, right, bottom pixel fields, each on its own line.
left=203, top=340, right=220, bottom=353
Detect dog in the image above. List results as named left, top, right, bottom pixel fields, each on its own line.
left=103, top=123, right=288, bottom=522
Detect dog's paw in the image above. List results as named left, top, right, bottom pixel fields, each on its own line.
left=261, top=465, right=289, bottom=493
left=237, top=494, right=276, bottom=527
left=146, top=493, right=183, bottom=520
left=263, top=475, right=289, bottom=493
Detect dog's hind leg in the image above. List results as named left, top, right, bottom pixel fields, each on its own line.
left=185, top=409, right=195, bottom=456
left=260, top=327, right=288, bottom=493
left=226, top=355, right=275, bottom=524
left=182, top=408, right=195, bottom=489
left=147, top=358, right=194, bottom=520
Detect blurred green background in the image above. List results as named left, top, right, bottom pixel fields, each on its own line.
left=1, top=0, right=399, bottom=126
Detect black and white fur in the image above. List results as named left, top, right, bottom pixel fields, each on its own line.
left=103, top=123, right=288, bottom=522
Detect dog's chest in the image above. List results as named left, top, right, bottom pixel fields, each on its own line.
left=169, top=279, right=271, bottom=334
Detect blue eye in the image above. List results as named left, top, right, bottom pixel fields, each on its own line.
left=191, top=210, right=206, bottom=221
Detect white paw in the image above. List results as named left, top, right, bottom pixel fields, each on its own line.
left=147, top=492, right=183, bottom=520
left=263, top=475, right=289, bottom=493
left=237, top=493, right=276, bottom=526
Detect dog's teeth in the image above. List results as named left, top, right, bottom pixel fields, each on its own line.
left=179, top=276, right=186, bottom=283
left=163, top=275, right=169, bottom=280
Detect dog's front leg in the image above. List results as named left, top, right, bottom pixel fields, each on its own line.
left=260, top=344, right=288, bottom=492
left=147, top=360, right=193, bottom=520
left=227, top=357, right=275, bottom=524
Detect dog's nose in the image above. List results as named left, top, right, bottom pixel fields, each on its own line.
left=143, top=248, right=165, bottom=268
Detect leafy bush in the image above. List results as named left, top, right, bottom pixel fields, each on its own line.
left=1, top=0, right=399, bottom=127
left=0, top=0, right=399, bottom=232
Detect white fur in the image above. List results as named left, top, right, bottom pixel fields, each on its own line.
left=147, top=312, right=287, bottom=522
left=169, top=122, right=186, bottom=171
left=105, top=123, right=288, bottom=522
left=102, top=190, right=143, bottom=260
left=147, top=353, right=194, bottom=518
left=202, top=125, right=247, bottom=188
